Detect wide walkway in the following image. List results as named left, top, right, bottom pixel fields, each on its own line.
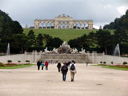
left=0, top=64, right=128, bottom=96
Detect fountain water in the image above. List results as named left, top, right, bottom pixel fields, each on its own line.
left=114, top=44, right=120, bottom=57
left=6, top=43, right=10, bottom=55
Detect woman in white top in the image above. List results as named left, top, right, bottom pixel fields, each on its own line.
left=69, top=60, right=76, bottom=82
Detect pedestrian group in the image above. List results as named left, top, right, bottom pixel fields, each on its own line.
left=37, top=60, right=77, bottom=82
left=37, top=61, right=49, bottom=70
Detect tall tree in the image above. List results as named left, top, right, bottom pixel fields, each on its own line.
left=50, top=37, right=63, bottom=48
left=27, top=30, right=36, bottom=47
left=43, top=34, right=53, bottom=47
left=114, top=27, right=128, bottom=44
left=95, top=29, right=112, bottom=54
left=12, top=34, right=28, bottom=53
left=36, top=34, right=43, bottom=47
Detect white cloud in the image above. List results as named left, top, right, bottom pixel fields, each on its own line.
left=93, top=25, right=99, bottom=29
left=117, top=6, right=128, bottom=15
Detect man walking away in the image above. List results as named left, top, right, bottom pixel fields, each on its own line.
left=37, top=60, right=41, bottom=70
left=70, top=60, right=76, bottom=82
left=57, top=62, right=61, bottom=72
left=61, top=63, right=68, bottom=81
left=45, top=61, right=49, bottom=70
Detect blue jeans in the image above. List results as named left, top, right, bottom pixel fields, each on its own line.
left=63, top=73, right=66, bottom=81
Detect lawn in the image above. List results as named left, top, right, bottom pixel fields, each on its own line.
left=0, top=64, right=35, bottom=69
left=23, top=29, right=97, bottom=42
left=23, top=29, right=115, bottom=42
left=93, top=64, right=128, bottom=71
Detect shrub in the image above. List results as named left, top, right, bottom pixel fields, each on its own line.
left=7, top=60, right=12, bottom=63
left=25, top=60, right=30, bottom=64
left=0, top=62, right=4, bottom=67
left=25, top=60, right=30, bottom=62
left=18, top=60, right=21, bottom=63
left=111, top=61, right=113, bottom=65
left=123, top=62, right=127, bottom=65
left=103, top=61, right=106, bottom=64
left=100, top=61, right=102, bottom=64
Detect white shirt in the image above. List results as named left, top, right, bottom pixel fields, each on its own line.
left=69, top=63, right=76, bottom=73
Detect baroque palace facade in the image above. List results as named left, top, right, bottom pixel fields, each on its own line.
left=34, top=14, right=93, bottom=29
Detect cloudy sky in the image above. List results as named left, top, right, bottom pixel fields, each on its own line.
left=0, top=0, right=128, bottom=29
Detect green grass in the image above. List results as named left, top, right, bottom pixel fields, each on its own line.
left=93, top=65, right=128, bottom=71
left=23, top=29, right=115, bottom=42
left=0, top=64, right=35, bottom=69
left=23, top=29, right=97, bottom=42
left=103, top=66, right=128, bottom=71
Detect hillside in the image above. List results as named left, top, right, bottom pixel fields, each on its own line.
left=23, top=29, right=115, bottom=42
left=0, top=10, right=23, bottom=53
left=103, top=10, right=128, bottom=29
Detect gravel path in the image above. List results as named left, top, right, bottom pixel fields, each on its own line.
left=0, top=64, right=128, bottom=96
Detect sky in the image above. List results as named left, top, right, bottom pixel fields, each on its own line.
left=0, top=0, right=128, bottom=29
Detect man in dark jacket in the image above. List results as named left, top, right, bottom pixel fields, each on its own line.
left=37, top=60, right=41, bottom=70
left=61, top=63, right=68, bottom=81
left=57, top=62, right=61, bottom=72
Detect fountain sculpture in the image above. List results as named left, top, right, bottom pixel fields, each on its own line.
left=79, top=48, right=86, bottom=54
left=6, top=43, right=10, bottom=55
left=114, top=44, right=120, bottom=57
left=41, top=41, right=88, bottom=63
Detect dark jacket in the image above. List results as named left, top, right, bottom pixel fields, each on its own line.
left=61, top=65, right=68, bottom=74
left=57, top=63, right=61, bottom=68
left=37, top=61, right=41, bottom=66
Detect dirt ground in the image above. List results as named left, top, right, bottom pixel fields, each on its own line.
left=0, top=64, right=128, bottom=96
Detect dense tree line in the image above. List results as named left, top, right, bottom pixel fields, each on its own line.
left=1, top=9, right=128, bottom=55
left=0, top=10, right=63, bottom=53
left=103, top=10, right=128, bottom=29
left=69, top=10, right=128, bottom=55
left=0, top=10, right=23, bottom=53
left=68, top=29, right=128, bottom=55
left=26, top=30, right=63, bottom=51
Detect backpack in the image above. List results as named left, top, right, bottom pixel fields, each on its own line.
left=70, top=64, right=75, bottom=70
left=62, top=66, right=67, bottom=72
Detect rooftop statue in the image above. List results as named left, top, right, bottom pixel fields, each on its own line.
left=57, top=14, right=71, bottom=18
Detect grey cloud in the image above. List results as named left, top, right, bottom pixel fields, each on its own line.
left=0, top=0, right=127, bottom=28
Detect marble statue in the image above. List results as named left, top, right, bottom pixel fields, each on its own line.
left=72, top=48, right=78, bottom=54
left=44, top=47, right=49, bottom=53
left=79, top=48, right=86, bottom=54
left=53, top=48, right=58, bottom=54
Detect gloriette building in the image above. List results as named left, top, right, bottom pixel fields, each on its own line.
left=34, top=14, right=93, bottom=29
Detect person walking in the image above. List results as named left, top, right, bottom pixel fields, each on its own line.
left=69, top=60, right=76, bottom=82
left=41, top=61, right=45, bottom=70
left=45, top=61, right=49, bottom=70
left=61, top=63, right=68, bottom=81
left=57, top=62, right=61, bottom=72
left=37, top=60, right=41, bottom=70
left=86, top=61, right=88, bottom=66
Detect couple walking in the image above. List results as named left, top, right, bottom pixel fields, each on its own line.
left=61, top=60, right=76, bottom=82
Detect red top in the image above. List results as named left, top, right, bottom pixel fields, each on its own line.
left=45, top=61, right=48, bottom=66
